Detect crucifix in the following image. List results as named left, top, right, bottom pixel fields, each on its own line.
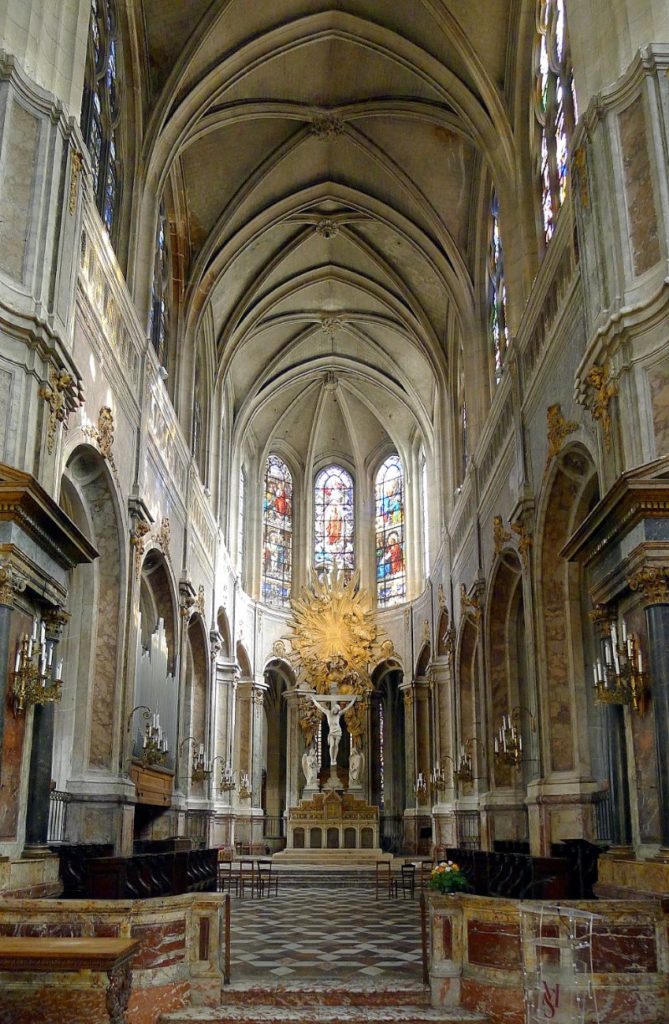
left=308, top=691, right=358, bottom=789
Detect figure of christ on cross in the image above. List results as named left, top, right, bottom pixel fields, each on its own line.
left=309, top=693, right=358, bottom=769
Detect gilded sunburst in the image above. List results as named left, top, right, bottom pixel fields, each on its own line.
left=286, top=566, right=378, bottom=695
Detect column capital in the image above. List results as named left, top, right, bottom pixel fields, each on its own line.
left=0, top=561, right=27, bottom=608
left=42, top=607, right=69, bottom=641
left=628, top=566, right=669, bottom=607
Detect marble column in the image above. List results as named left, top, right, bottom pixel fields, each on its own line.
left=629, top=567, right=669, bottom=848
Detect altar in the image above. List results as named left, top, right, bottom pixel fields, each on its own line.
left=276, top=790, right=387, bottom=862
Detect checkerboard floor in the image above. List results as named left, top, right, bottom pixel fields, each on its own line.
left=228, top=886, right=423, bottom=981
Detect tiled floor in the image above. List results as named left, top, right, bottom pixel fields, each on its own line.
left=228, top=886, right=423, bottom=981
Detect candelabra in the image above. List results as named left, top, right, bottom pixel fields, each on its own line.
left=593, top=618, right=645, bottom=713
left=494, top=708, right=534, bottom=768
left=127, top=705, right=168, bottom=767
left=213, top=757, right=236, bottom=792
left=431, top=742, right=474, bottom=793
left=10, top=619, right=63, bottom=716
left=415, top=772, right=428, bottom=799
left=238, top=772, right=251, bottom=799
left=180, top=736, right=212, bottom=782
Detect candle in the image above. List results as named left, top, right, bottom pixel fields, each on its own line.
left=638, top=649, right=643, bottom=674
left=14, top=647, right=21, bottom=673
left=31, top=620, right=38, bottom=641
left=611, top=623, right=618, bottom=650
left=55, top=659, right=63, bottom=679
left=494, top=736, right=499, bottom=753
left=48, top=645, right=53, bottom=667
left=199, top=743, right=204, bottom=756
left=593, top=665, right=598, bottom=688
left=621, top=620, right=627, bottom=643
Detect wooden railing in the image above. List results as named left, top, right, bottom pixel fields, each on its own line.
left=444, top=840, right=603, bottom=900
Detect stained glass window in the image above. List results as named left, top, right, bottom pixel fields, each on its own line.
left=535, top=0, right=576, bottom=244
left=375, top=456, right=406, bottom=607
left=488, top=191, right=508, bottom=383
left=421, top=451, right=429, bottom=579
left=314, top=466, right=354, bottom=574
left=81, top=0, right=122, bottom=239
left=149, top=204, right=170, bottom=365
left=262, top=456, right=293, bottom=606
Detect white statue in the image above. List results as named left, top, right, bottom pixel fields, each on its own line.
left=310, top=694, right=357, bottom=767
left=302, top=743, right=319, bottom=788
left=349, top=744, right=364, bottom=784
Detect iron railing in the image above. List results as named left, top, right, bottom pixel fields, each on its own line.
left=47, top=790, right=71, bottom=844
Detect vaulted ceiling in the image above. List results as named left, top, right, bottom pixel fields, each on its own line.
left=135, top=0, right=521, bottom=477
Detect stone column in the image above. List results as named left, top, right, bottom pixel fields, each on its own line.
left=432, top=654, right=457, bottom=849
left=24, top=607, right=68, bottom=852
left=629, top=567, right=669, bottom=850
left=284, top=688, right=302, bottom=810
left=210, top=654, right=236, bottom=847
left=400, top=680, right=419, bottom=853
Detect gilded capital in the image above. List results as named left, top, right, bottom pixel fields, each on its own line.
left=628, top=566, right=669, bottom=607
left=0, top=562, right=27, bottom=607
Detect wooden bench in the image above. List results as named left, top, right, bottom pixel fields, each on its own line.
left=0, top=937, right=140, bottom=1024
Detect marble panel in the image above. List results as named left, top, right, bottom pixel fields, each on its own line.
left=0, top=101, right=38, bottom=282
left=131, top=920, right=186, bottom=970
left=648, top=362, right=669, bottom=458
left=466, top=920, right=521, bottom=970
left=619, top=95, right=661, bottom=277
left=0, top=369, right=12, bottom=462
left=461, top=979, right=524, bottom=1024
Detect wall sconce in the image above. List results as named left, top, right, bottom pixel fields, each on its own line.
left=431, top=740, right=475, bottom=791
left=494, top=707, right=535, bottom=768
left=414, top=772, right=428, bottom=799
left=238, top=772, right=251, bottom=799
left=213, top=757, right=236, bottom=792
left=180, top=735, right=212, bottom=782
left=593, top=618, right=645, bottom=713
left=11, top=620, right=63, bottom=716
left=127, top=705, right=168, bottom=768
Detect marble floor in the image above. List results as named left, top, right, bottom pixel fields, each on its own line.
left=228, top=885, right=423, bottom=981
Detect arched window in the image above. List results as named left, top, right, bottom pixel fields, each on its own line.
left=535, top=0, right=576, bottom=243
left=375, top=455, right=406, bottom=607
left=420, top=450, right=429, bottom=579
left=314, top=466, right=354, bottom=574
left=149, top=203, right=170, bottom=365
left=488, top=191, right=508, bottom=383
left=262, top=456, right=293, bottom=606
left=81, top=0, right=122, bottom=237
left=456, top=343, right=468, bottom=484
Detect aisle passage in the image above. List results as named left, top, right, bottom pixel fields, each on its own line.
left=229, top=887, right=422, bottom=980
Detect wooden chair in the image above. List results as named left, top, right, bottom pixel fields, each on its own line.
left=418, top=859, right=434, bottom=889
left=217, top=857, right=238, bottom=895
left=255, top=859, right=278, bottom=897
left=400, top=862, right=416, bottom=899
left=375, top=860, right=397, bottom=899
left=238, top=858, right=255, bottom=897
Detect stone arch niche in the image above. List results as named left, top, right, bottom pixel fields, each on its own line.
left=216, top=607, right=232, bottom=658
left=455, top=614, right=482, bottom=849
left=184, top=614, right=210, bottom=796
left=485, top=549, right=531, bottom=846
left=262, top=658, right=294, bottom=851
left=370, top=658, right=405, bottom=853
left=534, top=443, right=605, bottom=850
left=56, top=445, right=126, bottom=845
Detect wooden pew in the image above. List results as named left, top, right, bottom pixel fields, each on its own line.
left=0, top=936, right=140, bottom=1024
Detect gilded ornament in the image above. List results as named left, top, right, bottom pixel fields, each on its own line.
left=0, top=562, right=26, bottom=607
left=40, top=367, right=81, bottom=454
left=493, top=514, right=512, bottom=554
left=157, top=516, right=171, bottom=554
left=460, top=583, right=481, bottom=623
left=545, top=403, right=578, bottom=469
left=273, top=638, right=288, bottom=658
left=584, top=362, right=618, bottom=453
left=286, top=566, right=378, bottom=697
left=96, top=406, right=116, bottom=467
left=628, top=566, right=669, bottom=607
left=68, top=151, right=83, bottom=215
left=510, top=519, right=533, bottom=569
left=379, top=638, right=395, bottom=659
left=131, top=520, right=151, bottom=579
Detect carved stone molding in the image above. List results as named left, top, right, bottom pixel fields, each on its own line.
left=273, top=638, right=288, bottom=658
left=545, top=403, right=578, bottom=469
left=421, top=618, right=430, bottom=646
left=589, top=602, right=613, bottom=636
left=0, top=561, right=27, bottom=607
left=493, top=514, right=512, bottom=553
left=209, top=629, right=223, bottom=660
left=83, top=406, right=116, bottom=469
left=583, top=362, right=618, bottom=452
left=437, top=583, right=446, bottom=610
left=628, top=566, right=669, bottom=607
left=316, top=218, right=340, bottom=239
left=40, top=367, right=84, bottom=454
left=309, top=113, right=344, bottom=138
left=42, top=607, right=69, bottom=641
left=195, top=584, right=206, bottom=617
left=379, top=638, right=395, bottom=659
left=321, top=317, right=344, bottom=338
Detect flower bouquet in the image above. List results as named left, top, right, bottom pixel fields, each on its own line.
left=428, top=860, right=469, bottom=894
